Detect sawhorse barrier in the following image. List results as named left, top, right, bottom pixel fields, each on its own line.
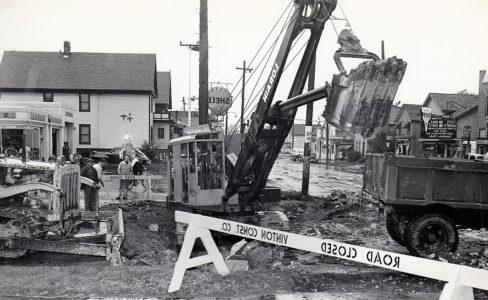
left=169, top=211, right=488, bottom=299
left=101, top=174, right=164, bottom=200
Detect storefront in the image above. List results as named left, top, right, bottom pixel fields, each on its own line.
left=418, top=139, right=459, bottom=158
left=0, top=104, right=72, bottom=161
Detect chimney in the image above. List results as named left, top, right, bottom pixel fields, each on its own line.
left=62, top=41, right=71, bottom=58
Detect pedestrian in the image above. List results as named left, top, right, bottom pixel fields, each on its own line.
left=80, top=158, right=99, bottom=211
left=116, top=154, right=132, bottom=200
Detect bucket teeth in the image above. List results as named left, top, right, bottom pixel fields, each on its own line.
left=324, top=56, right=407, bottom=137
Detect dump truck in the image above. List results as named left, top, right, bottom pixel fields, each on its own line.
left=0, top=154, right=124, bottom=264
left=364, top=153, right=488, bottom=257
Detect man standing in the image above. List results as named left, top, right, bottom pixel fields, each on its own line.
left=93, top=158, right=107, bottom=188
left=116, top=154, right=132, bottom=200
left=80, top=158, right=99, bottom=211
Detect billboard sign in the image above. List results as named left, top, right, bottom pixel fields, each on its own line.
left=421, top=113, right=457, bottom=140
left=208, top=87, right=232, bottom=116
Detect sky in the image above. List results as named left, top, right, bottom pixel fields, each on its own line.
left=0, top=0, right=487, bottom=126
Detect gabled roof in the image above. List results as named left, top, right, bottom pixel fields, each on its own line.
left=453, top=103, right=478, bottom=119
left=0, top=51, right=157, bottom=94
left=395, top=104, right=422, bottom=123
left=423, top=93, right=478, bottom=112
left=388, top=105, right=401, bottom=124
left=155, top=71, right=172, bottom=107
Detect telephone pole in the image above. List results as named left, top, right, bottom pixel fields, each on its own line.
left=302, top=54, right=315, bottom=196
left=199, top=0, right=209, bottom=125
left=236, top=60, right=252, bottom=135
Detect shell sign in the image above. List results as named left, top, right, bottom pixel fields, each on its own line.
left=208, top=87, right=232, bottom=116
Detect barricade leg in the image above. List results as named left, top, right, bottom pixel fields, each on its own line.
left=168, top=224, right=229, bottom=293
left=440, top=270, right=474, bottom=300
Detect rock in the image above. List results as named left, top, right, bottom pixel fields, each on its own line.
left=226, top=260, right=249, bottom=273
left=241, top=240, right=262, bottom=256
left=438, top=257, right=448, bottom=263
left=148, top=224, right=159, bottom=232
left=482, top=247, right=488, bottom=259
left=226, top=239, right=248, bottom=260
left=322, top=223, right=352, bottom=235
left=298, top=252, right=320, bottom=265
left=246, top=246, right=273, bottom=269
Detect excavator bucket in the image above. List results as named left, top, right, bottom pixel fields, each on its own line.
left=324, top=30, right=407, bottom=137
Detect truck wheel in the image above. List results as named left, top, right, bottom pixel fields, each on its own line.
left=405, top=213, right=458, bottom=257
left=385, top=211, right=408, bottom=246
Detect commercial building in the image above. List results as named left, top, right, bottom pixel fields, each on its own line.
left=394, top=104, right=423, bottom=156
left=0, top=42, right=167, bottom=160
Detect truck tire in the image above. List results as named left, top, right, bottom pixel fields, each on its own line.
left=385, top=211, right=407, bottom=246
left=405, top=213, right=458, bottom=257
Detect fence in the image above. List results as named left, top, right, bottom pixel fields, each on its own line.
left=169, top=211, right=488, bottom=299
left=99, top=174, right=166, bottom=201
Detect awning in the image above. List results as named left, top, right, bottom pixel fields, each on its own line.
left=337, top=145, right=353, bottom=150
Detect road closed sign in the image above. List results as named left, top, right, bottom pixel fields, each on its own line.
left=208, top=87, right=232, bottom=116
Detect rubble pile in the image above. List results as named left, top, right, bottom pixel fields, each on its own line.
left=101, top=201, right=176, bottom=262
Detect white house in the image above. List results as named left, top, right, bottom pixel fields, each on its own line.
left=0, top=42, right=164, bottom=160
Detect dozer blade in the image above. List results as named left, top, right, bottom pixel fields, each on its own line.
left=323, top=30, right=407, bottom=137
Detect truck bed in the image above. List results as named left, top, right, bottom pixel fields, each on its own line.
left=364, top=154, right=488, bottom=210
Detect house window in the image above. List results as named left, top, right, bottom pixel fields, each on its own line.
left=158, top=128, right=165, bottom=139
left=79, top=94, right=90, bottom=112
left=486, top=97, right=488, bottom=116
left=43, top=93, right=53, bottom=102
left=79, top=124, right=91, bottom=144
left=155, top=103, right=165, bottom=113
left=480, top=128, right=487, bottom=139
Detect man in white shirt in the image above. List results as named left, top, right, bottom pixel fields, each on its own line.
left=93, top=158, right=107, bottom=188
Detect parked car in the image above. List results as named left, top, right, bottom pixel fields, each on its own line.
left=92, top=147, right=151, bottom=165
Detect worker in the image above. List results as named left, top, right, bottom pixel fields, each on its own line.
left=93, top=158, right=107, bottom=188
left=116, top=154, right=132, bottom=200
left=80, top=158, right=99, bottom=211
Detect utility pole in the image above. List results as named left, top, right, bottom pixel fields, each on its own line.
left=381, top=40, right=385, bottom=60
left=325, top=121, right=330, bottom=165
left=199, top=0, right=209, bottom=125
left=180, top=41, right=199, bottom=126
left=236, top=60, right=252, bottom=135
left=181, top=97, right=186, bottom=112
left=302, top=54, right=315, bottom=196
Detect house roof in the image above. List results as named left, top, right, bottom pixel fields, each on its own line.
left=0, top=51, right=157, bottom=94
left=453, top=103, right=478, bottom=119
left=388, top=105, right=401, bottom=124
left=155, top=71, right=172, bottom=107
left=423, top=93, right=478, bottom=113
left=395, top=104, right=422, bottom=123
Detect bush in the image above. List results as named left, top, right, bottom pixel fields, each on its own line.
left=346, top=150, right=362, bottom=162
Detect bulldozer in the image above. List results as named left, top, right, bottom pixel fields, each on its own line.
left=0, top=152, right=124, bottom=264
